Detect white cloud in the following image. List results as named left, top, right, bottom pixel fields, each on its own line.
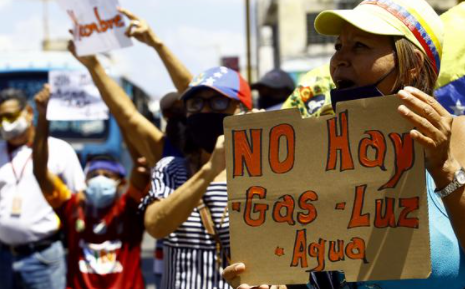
left=0, top=4, right=71, bottom=52
left=111, top=25, right=247, bottom=98
left=0, top=0, right=247, bottom=98
left=111, top=45, right=181, bottom=99
left=0, top=15, right=42, bottom=52
left=0, top=0, right=11, bottom=10
left=201, top=0, right=243, bottom=4
left=119, top=0, right=162, bottom=12
left=12, top=16, right=43, bottom=50
left=164, top=25, right=246, bottom=73
left=0, top=36, right=13, bottom=50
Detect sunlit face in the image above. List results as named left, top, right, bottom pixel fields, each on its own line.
left=330, top=23, right=398, bottom=95
left=0, top=99, right=33, bottom=146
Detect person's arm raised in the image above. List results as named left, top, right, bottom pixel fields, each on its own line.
left=144, top=136, right=225, bottom=239
left=68, top=42, right=164, bottom=167
left=119, top=7, right=192, bottom=93
left=122, top=128, right=151, bottom=198
left=32, top=85, right=54, bottom=194
left=32, top=85, right=72, bottom=208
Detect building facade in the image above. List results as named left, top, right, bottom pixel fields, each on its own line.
left=256, top=0, right=457, bottom=81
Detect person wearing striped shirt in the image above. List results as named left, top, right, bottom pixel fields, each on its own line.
left=140, top=66, right=253, bottom=289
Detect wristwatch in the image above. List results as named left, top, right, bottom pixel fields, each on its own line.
left=435, top=167, right=465, bottom=198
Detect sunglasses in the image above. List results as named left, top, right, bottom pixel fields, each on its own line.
left=185, top=96, right=231, bottom=113
left=0, top=109, right=24, bottom=126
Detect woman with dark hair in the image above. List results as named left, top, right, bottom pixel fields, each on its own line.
left=223, top=0, right=465, bottom=288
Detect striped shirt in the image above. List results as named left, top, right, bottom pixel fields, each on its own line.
left=140, top=157, right=231, bottom=289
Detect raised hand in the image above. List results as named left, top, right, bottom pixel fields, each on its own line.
left=67, top=39, right=98, bottom=68
left=208, top=135, right=226, bottom=177
left=34, top=84, right=51, bottom=117
left=129, top=156, right=151, bottom=194
left=118, top=7, right=162, bottom=48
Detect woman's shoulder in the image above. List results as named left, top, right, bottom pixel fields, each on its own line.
left=152, top=156, right=189, bottom=182
left=155, top=156, right=187, bottom=170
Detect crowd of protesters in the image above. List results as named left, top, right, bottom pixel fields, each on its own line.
left=1, top=0, right=465, bottom=288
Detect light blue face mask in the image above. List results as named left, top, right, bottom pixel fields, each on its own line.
left=85, top=175, right=119, bottom=209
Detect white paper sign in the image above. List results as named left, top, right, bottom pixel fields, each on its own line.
left=47, top=71, right=109, bottom=121
left=57, top=0, right=132, bottom=56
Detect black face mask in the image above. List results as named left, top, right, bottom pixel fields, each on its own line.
left=330, top=67, right=396, bottom=112
left=186, top=113, right=230, bottom=154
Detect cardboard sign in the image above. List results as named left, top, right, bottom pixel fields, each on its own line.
left=47, top=70, right=109, bottom=121
left=58, top=0, right=132, bottom=56
left=224, top=96, right=430, bottom=286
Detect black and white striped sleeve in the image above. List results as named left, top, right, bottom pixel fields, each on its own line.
left=138, top=156, right=188, bottom=213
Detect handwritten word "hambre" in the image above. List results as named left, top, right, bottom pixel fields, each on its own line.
left=68, top=7, right=124, bottom=40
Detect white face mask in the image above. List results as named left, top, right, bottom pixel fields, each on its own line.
left=0, top=115, right=29, bottom=141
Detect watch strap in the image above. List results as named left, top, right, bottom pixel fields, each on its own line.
left=434, top=167, right=465, bottom=198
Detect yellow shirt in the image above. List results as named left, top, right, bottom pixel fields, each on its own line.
left=282, top=64, right=336, bottom=118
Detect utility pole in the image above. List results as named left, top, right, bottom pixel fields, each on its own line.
left=245, top=0, right=252, bottom=82
left=42, top=0, right=50, bottom=50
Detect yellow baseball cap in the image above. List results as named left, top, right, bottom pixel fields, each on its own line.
left=314, top=0, right=443, bottom=73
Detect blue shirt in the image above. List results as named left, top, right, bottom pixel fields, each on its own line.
left=355, top=173, right=465, bottom=288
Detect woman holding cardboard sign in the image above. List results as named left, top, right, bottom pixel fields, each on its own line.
left=223, top=0, right=465, bottom=288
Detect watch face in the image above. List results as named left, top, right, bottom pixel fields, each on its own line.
left=457, top=170, right=465, bottom=185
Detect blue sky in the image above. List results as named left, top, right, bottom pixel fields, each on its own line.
left=0, top=0, right=247, bottom=98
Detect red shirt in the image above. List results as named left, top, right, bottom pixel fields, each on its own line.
left=56, top=192, right=145, bottom=289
